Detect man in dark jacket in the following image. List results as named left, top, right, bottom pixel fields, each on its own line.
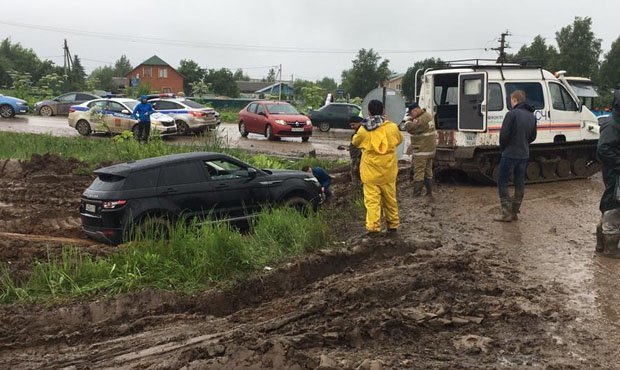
left=495, top=90, right=537, bottom=222
left=302, top=165, right=332, bottom=199
left=132, top=95, right=154, bottom=142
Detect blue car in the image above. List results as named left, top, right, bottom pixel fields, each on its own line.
left=0, top=94, right=29, bottom=118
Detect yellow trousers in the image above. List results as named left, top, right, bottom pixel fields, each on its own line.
left=362, top=182, right=400, bottom=232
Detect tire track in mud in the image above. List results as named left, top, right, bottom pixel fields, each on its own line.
left=0, top=231, right=94, bottom=246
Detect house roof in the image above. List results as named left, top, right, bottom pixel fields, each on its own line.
left=236, top=81, right=274, bottom=93
left=255, top=82, right=293, bottom=94
left=141, top=55, right=170, bottom=66
left=388, top=73, right=405, bottom=81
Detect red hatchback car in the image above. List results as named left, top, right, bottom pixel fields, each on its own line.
left=238, top=101, right=313, bottom=142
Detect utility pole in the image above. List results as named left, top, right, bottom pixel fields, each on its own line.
left=492, top=31, right=511, bottom=63
left=278, top=64, right=282, bottom=100
left=63, top=39, right=73, bottom=80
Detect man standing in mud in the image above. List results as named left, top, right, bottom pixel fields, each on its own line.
left=352, top=99, right=403, bottom=235
left=494, top=90, right=537, bottom=222
left=132, top=95, right=154, bottom=143
left=405, top=102, right=436, bottom=197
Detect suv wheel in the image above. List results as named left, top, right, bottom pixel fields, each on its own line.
left=284, top=196, right=312, bottom=215
left=39, top=105, right=53, bottom=116
left=134, top=215, right=171, bottom=241
left=239, top=121, right=249, bottom=137
left=266, top=125, right=276, bottom=141
left=76, top=120, right=92, bottom=136
left=318, top=122, right=330, bottom=132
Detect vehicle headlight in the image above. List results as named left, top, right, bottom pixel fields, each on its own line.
left=274, top=119, right=286, bottom=125
left=306, top=120, right=312, bottom=126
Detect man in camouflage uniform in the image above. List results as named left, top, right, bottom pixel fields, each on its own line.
left=405, top=102, right=436, bottom=197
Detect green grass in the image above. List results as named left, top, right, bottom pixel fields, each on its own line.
left=0, top=208, right=329, bottom=303
left=218, top=109, right=239, bottom=124
left=0, top=131, right=339, bottom=171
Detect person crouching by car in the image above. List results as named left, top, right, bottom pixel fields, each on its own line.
left=302, top=165, right=332, bottom=200
left=132, top=95, right=154, bottom=143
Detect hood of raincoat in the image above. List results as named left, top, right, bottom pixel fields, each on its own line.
left=364, top=115, right=389, bottom=154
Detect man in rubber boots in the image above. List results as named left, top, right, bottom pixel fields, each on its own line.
left=494, top=90, right=537, bottom=222
left=596, top=89, right=620, bottom=257
left=132, top=95, right=155, bottom=143
left=352, top=99, right=403, bottom=235
left=405, top=102, right=436, bottom=197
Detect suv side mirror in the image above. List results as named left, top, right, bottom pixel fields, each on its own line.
left=258, top=111, right=267, bottom=117
left=247, top=168, right=258, bottom=178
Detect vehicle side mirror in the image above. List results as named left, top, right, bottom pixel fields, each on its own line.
left=121, top=109, right=130, bottom=115
left=258, top=111, right=266, bottom=117
left=247, top=168, right=258, bottom=178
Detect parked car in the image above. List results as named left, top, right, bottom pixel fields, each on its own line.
left=0, top=94, right=29, bottom=118
left=68, top=98, right=177, bottom=136
left=79, top=152, right=321, bottom=244
left=150, top=98, right=218, bottom=135
left=238, top=101, right=312, bottom=142
left=308, top=103, right=362, bottom=132
left=598, top=114, right=612, bottom=126
left=34, top=92, right=100, bottom=116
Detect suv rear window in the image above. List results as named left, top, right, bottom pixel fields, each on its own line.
left=124, top=168, right=159, bottom=189
left=91, top=174, right=125, bottom=191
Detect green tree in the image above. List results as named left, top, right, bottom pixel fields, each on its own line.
left=233, top=68, right=250, bottom=81
left=600, top=36, right=620, bottom=90
left=37, top=73, right=63, bottom=96
left=190, top=80, right=211, bottom=96
left=340, top=49, right=390, bottom=98
left=265, top=68, right=277, bottom=82
left=555, top=17, right=602, bottom=77
left=0, top=38, right=57, bottom=88
left=178, top=59, right=205, bottom=95
left=88, top=66, right=115, bottom=92
left=300, top=84, right=326, bottom=110
left=401, top=58, right=444, bottom=102
left=514, top=35, right=559, bottom=71
left=69, top=55, right=86, bottom=90
left=7, top=70, right=33, bottom=99
left=113, top=55, right=133, bottom=76
left=206, top=68, right=239, bottom=97
left=316, top=77, right=337, bottom=94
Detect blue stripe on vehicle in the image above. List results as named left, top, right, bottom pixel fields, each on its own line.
left=73, top=106, right=89, bottom=111
left=155, top=110, right=189, bottom=114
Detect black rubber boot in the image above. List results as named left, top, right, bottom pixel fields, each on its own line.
left=413, top=181, right=423, bottom=197
left=512, top=191, right=524, bottom=221
left=424, top=178, right=433, bottom=198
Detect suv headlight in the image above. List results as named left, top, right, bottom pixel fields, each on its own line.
left=274, top=119, right=287, bottom=125
left=306, top=120, right=312, bottom=126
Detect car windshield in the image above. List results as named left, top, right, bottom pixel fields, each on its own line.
left=265, top=104, right=299, bottom=115
left=183, top=100, right=205, bottom=109
left=123, top=101, right=138, bottom=110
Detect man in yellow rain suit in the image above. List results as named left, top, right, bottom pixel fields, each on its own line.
left=352, top=99, right=403, bottom=235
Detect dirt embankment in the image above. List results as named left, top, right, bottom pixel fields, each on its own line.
left=0, top=156, right=619, bottom=369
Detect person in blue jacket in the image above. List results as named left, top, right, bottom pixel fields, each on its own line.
left=132, top=95, right=154, bottom=142
left=302, top=165, right=332, bottom=200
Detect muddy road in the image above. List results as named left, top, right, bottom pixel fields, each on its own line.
left=0, top=116, right=353, bottom=158
left=0, top=155, right=619, bottom=368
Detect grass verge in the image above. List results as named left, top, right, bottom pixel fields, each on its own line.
left=0, top=208, right=329, bottom=303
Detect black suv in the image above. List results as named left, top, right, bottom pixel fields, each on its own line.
left=80, top=152, right=321, bottom=244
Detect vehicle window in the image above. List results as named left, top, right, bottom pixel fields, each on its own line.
left=247, top=103, right=257, bottom=113
left=560, top=85, right=578, bottom=111
left=90, top=174, right=125, bottom=191
left=445, top=87, right=458, bottom=104
left=159, top=162, right=206, bottom=186
left=488, top=83, right=503, bottom=111
left=463, top=79, right=482, bottom=95
left=549, top=83, right=565, bottom=110
left=332, top=105, right=349, bottom=114
left=321, top=105, right=335, bottom=113
left=256, top=104, right=265, bottom=115
left=87, top=100, right=107, bottom=110
left=183, top=100, right=205, bottom=109
left=124, top=101, right=138, bottom=111
left=76, top=93, right=94, bottom=101
left=58, top=93, right=77, bottom=102
left=124, top=168, right=159, bottom=189
left=107, top=101, right=126, bottom=113
left=265, top=103, right=299, bottom=115
left=505, top=83, right=544, bottom=110
left=154, top=101, right=177, bottom=110
left=349, top=106, right=361, bottom=116
left=203, top=159, right=249, bottom=180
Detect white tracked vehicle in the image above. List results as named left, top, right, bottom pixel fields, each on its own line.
left=415, top=60, right=601, bottom=183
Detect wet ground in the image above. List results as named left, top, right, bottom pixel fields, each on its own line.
left=0, top=116, right=353, bottom=158
left=0, top=154, right=618, bottom=368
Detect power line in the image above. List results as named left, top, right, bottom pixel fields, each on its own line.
left=0, top=20, right=485, bottom=55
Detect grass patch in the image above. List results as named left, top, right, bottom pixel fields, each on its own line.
left=218, top=109, right=239, bottom=124
left=0, top=131, right=339, bottom=171
left=0, top=208, right=329, bottom=303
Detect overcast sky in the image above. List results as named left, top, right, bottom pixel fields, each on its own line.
left=1, top=0, right=618, bottom=82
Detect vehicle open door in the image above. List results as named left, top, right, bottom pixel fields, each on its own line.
left=458, top=72, right=487, bottom=132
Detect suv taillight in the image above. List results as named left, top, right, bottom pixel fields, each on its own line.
left=102, top=200, right=127, bottom=209
left=190, top=110, right=205, bottom=117
left=69, top=107, right=76, bottom=113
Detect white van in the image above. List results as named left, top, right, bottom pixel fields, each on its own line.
left=415, top=61, right=600, bottom=183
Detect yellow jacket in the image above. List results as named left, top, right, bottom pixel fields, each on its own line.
left=405, top=110, right=436, bottom=158
left=352, top=118, right=403, bottom=185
